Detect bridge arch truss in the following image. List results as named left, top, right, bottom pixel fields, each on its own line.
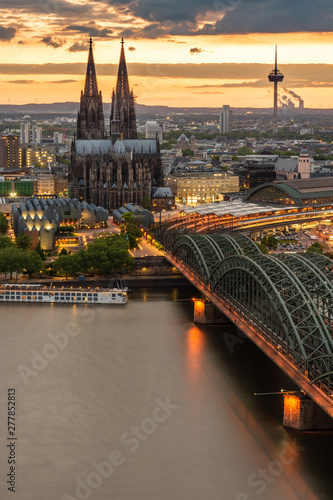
left=171, top=233, right=333, bottom=397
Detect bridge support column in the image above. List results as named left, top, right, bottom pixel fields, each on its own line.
left=194, top=299, right=231, bottom=325
left=283, top=393, right=333, bottom=430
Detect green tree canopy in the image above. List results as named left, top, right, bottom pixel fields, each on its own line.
left=262, top=235, right=278, bottom=250
left=182, top=149, right=194, bottom=157
left=0, top=213, right=8, bottom=234
left=140, top=196, right=153, bottom=212
left=86, top=235, right=133, bottom=275
left=0, top=235, right=14, bottom=249
left=255, top=242, right=269, bottom=254
left=16, top=233, right=32, bottom=250
left=237, top=146, right=253, bottom=156
left=306, top=242, right=323, bottom=254
left=22, top=250, right=44, bottom=277
left=0, top=247, right=24, bottom=278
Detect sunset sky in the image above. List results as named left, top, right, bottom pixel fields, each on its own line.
left=1, top=0, right=333, bottom=108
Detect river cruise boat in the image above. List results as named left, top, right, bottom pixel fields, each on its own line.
left=0, top=284, right=127, bottom=304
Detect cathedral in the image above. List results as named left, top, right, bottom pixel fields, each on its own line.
left=69, top=38, right=162, bottom=210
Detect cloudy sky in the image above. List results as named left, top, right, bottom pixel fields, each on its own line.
left=1, top=0, right=333, bottom=107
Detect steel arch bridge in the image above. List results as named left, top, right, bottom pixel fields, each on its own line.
left=170, top=233, right=333, bottom=405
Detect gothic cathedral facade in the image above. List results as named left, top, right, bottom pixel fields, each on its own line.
left=69, top=38, right=162, bottom=210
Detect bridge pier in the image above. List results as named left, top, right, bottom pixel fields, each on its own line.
left=283, top=393, right=333, bottom=430
left=193, top=299, right=231, bottom=325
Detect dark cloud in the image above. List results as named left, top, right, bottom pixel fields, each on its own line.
left=65, top=24, right=112, bottom=38
left=100, top=0, right=206, bottom=24
left=93, top=0, right=333, bottom=36
left=0, top=0, right=92, bottom=17
left=197, top=0, right=333, bottom=35
left=8, top=79, right=37, bottom=84
left=190, top=47, right=203, bottom=55
left=17, top=40, right=25, bottom=44
left=50, top=79, right=77, bottom=83
left=68, top=41, right=88, bottom=52
left=128, top=46, right=136, bottom=51
left=0, top=26, right=16, bottom=41
left=1, top=62, right=333, bottom=88
left=41, top=36, right=66, bottom=48
left=167, top=39, right=187, bottom=44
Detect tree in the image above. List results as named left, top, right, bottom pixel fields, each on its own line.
left=140, top=196, right=153, bottom=212
left=59, top=247, right=68, bottom=256
left=262, top=235, right=278, bottom=250
left=53, top=254, right=76, bottom=279
left=16, top=233, right=32, bottom=250
left=0, top=247, right=24, bottom=279
left=306, top=242, right=323, bottom=254
left=86, top=235, right=133, bottom=275
left=237, top=146, right=253, bottom=156
left=126, top=232, right=138, bottom=249
left=0, top=213, right=8, bottom=234
left=0, top=235, right=13, bottom=249
left=231, top=155, right=239, bottom=161
left=22, top=251, right=44, bottom=277
left=182, top=149, right=194, bottom=157
left=255, top=242, right=269, bottom=254
left=35, top=243, right=47, bottom=261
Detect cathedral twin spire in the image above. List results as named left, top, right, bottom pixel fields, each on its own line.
left=77, top=38, right=104, bottom=140
left=77, top=37, right=137, bottom=142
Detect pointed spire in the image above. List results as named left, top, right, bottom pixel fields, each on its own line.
left=84, top=37, right=99, bottom=96
left=116, top=38, right=130, bottom=98
left=77, top=38, right=104, bottom=139
left=110, top=38, right=137, bottom=143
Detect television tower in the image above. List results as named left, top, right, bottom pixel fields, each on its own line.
left=268, top=46, right=284, bottom=134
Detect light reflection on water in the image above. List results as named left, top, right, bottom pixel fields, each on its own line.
left=0, top=286, right=332, bottom=500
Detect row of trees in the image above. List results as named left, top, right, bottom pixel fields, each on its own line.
left=0, top=246, right=44, bottom=278
left=53, top=235, right=133, bottom=278
left=0, top=233, right=134, bottom=279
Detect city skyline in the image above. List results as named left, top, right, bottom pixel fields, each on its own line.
left=1, top=0, right=333, bottom=107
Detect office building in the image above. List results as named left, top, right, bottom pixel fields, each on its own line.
left=166, top=168, right=239, bottom=206
left=0, top=135, right=22, bottom=169
left=145, top=121, right=163, bottom=142
left=219, top=105, right=233, bottom=134
left=20, top=122, right=31, bottom=144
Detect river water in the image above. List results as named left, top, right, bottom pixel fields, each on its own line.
left=0, top=286, right=333, bottom=500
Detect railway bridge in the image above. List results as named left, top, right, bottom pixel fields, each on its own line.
left=163, top=232, right=333, bottom=430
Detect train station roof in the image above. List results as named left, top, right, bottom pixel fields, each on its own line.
left=182, top=199, right=281, bottom=217
left=244, top=177, right=333, bottom=206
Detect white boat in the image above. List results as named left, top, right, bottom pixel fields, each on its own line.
left=0, top=284, right=127, bottom=304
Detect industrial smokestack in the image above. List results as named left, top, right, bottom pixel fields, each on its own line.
left=283, top=87, right=304, bottom=108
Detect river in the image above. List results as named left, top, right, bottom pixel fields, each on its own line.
left=0, top=286, right=332, bottom=500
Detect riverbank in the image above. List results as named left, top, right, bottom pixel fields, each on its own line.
left=0, top=274, right=189, bottom=288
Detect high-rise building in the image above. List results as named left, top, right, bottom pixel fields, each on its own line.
left=219, top=105, right=233, bottom=134
left=20, top=122, right=30, bottom=144
left=32, top=126, right=42, bottom=144
left=0, top=135, right=21, bottom=169
left=54, top=132, right=64, bottom=145
left=145, top=121, right=163, bottom=142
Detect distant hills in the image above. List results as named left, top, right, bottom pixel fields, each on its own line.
left=0, top=102, right=328, bottom=117
left=0, top=102, right=226, bottom=116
